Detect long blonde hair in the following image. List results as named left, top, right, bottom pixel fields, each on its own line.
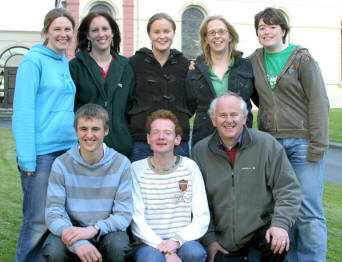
left=199, top=15, right=240, bottom=67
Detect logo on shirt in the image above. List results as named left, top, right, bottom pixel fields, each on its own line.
left=241, top=166, right=256, bottom=171
left=178, top=179, right=188, bottom=191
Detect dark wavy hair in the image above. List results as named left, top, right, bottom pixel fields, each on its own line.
left=76, top=11, right=121, bottom=53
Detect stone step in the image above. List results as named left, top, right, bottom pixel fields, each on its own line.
left=0, top=108, right=13, bottom=121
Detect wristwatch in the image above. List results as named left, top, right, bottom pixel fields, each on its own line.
left=93, top=224, right=100, bottom=236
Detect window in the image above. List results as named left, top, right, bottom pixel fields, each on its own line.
left=0, top=46, right=29, bottom=100
left=89, top=2, right=115, bottom=18
left=181, top=7, right=205, bottom=60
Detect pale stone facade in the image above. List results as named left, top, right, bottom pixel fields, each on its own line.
left=1, top=0, right=342, bottom=107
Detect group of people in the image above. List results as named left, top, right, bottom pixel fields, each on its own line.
left=12, top=5, right=329, bottom=262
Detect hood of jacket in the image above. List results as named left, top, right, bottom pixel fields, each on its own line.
left=66, top=143, right=118, bottom=169
left=29, top=44, right=65, bottom=61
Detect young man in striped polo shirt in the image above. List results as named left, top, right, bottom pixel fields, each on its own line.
left=43, top=104, right=133, bottom=262
left=131, top=109, right=210, bottom=262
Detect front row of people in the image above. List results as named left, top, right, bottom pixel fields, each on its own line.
left=41, top=91, right=301, bottom=262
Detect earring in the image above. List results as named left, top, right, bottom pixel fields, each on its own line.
left=87, top=40, right=92, bottom=51
left=111, top=39, right=114, bottom=50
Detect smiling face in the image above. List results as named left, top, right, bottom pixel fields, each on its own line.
left=147, top=119, right=181, bottom=155
left=75, top=117, right=109, bottom=156
left=148, top=18, right=175, bottom=54
left=257, top=18, right=286, bottom=52
left=87, top=16, right=114, bottom=52
left=205, top=19, right=231, bottom=55
left=45, top=16, right=73, bottom=55
left=211, top=96, right=247, bottom=148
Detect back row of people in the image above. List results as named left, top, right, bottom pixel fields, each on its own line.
left=12, top=6, right=329, bottom=262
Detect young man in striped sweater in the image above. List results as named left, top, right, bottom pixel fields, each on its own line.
left=43, top=104, right=133, bottom=262
left=131, top=109, right=210, bottom=262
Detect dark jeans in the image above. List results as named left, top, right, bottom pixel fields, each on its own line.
left=43, top=231, right=131, bottom=262
left=214, top=224, right=287, bottom=262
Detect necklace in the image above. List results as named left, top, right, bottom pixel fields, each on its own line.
left=89, top=52, right=112, bottom=71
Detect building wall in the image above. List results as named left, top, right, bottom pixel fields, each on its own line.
left=0, top=0, right=341, bottom=107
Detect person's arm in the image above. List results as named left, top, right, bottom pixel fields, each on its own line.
left=298, top=50, right=329, bottom=162
left=124, top=63, right=136, bottom=119
left=185, top=71, right=198, bottom=117
left=170, top=161, right=210, bottom=245
left=94, top=160, right=133, bottom=239
left=45, top=159, right=91, bottom=252
left=12, top=59, right=39, bottom=172
left=191, top=149, right=218, bottom=247
left=131, top=166, right=163, bottom=248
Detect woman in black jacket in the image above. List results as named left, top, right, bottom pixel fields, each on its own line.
left=129, top=13, right=192, bottom=161
left=186, top=15, right=258, bottom=147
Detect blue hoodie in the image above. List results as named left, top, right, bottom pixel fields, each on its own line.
left=12, top=44, right=78, bottom=172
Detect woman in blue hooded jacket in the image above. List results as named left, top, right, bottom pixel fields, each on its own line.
left=12, top=8, right=77, bottom=262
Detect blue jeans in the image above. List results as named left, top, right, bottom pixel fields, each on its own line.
left=15, top=151, right=65, bottom=262
left=130, top=141, right=189, bottom=162
left=134, top=241, right=207, bottom=262
left=277, top=138, right=327, bottom=262
left=43, top=231, right=131, bottom=262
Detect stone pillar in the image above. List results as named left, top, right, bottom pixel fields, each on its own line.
left=65, top=0, right=79, bottom=60
left=123, top=0, right=134, bottom=57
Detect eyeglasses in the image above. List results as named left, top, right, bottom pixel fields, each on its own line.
left=207, top=29, right=228, bottom=37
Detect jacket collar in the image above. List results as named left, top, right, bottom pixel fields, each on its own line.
left=208, top=126, right=253, bottom=158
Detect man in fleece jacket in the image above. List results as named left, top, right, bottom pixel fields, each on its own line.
left=192, top=92, right=301, bottom=262
left=43, top=103, right=132, bottom=262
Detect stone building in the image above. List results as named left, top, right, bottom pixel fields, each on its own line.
left=0, top=0, right=341, bottom=109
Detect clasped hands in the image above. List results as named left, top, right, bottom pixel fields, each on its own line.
left=157, top=239, right=182, bottom=262
left=62, top=226, right=102, bottom=262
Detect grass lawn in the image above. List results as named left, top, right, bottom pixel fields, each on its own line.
left=1, top=124, right=341, bottom=261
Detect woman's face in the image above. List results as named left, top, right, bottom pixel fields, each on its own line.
left=148, top=18, right=175, bottom=54
left=257, top=18, right=285, bottom=52
left=45, top=16, right=73, bottom=55
left=205, top=19, right=231, bottom=55
left=87, top=16, right=114, bottom=52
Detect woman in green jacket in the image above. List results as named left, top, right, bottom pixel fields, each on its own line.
left=70, top=11, right=135, bottom=156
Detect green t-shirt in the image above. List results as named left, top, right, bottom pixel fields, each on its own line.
left=209, top=58, right=234, bottom=97
left=264, top=43, right=296, bottom=90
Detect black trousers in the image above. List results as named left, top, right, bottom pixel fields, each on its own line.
left=214, top=224, right=287, bottom=262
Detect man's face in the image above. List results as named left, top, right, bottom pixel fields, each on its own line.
left=211, top=96, right=247, bottom=145
left=147, top=119, right=181, bottom=154
left=75, top=117, right=108, bottom=155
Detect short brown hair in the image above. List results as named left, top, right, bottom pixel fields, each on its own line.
left=74, top=103, right=109, bottom=130
left=199, top=15, right=240, bottom=67
left=254, top=7, right=289, bottom=43
left=42, top=8, right=75, bottom=45
left=146, top=110, right=182, bottom=136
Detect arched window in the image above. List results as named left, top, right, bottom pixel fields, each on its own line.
left=89, top=2, right=115, bottom=18
left=0, top=46, right=29, bottom=104
left=181, top=7, right=205, bottom=60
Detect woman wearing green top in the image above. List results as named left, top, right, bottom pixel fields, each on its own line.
left=70, top=11, right=135, bottom=156
left=186, top=15, right=257, bottom=147
left=249, top=7, right=329, bottom=262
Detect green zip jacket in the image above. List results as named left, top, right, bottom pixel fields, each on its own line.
left=249, top=46, right=329, bottom=162
left=192, top=127, right=301, bottom=252
left=70, top=50, right=135, bottom=156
